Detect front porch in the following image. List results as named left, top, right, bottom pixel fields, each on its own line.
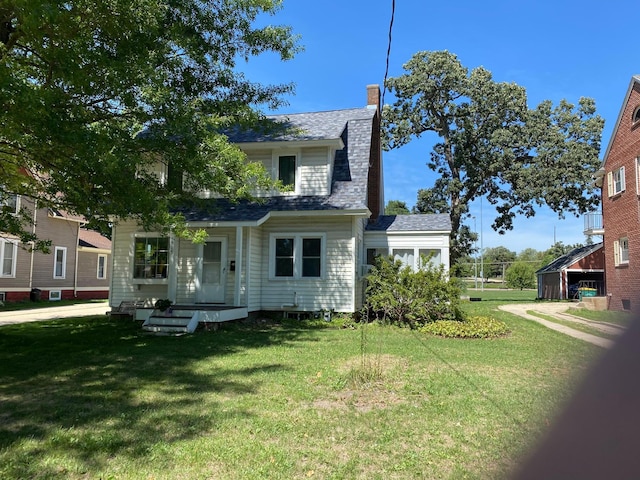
left=136, top=304, right=248, bottom=334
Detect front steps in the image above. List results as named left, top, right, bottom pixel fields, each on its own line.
left=140, top=305, right=249, bottom=335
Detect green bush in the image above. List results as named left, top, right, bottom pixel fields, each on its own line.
left=505, top=261, right=537, bottom=290
left=364, top=255, right=463, bottom=327
left=420, top=315, right=510, bottom=338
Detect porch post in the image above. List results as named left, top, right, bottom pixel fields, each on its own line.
left=234, top=226, right=243, bottom=306
left=168, top=234, right=178, bottom=302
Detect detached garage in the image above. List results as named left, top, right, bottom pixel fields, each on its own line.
left=536, top=243, right=604, bottom=300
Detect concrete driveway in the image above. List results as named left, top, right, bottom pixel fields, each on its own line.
left=499, top=303, right=626, bottom=348
left=0, top=301, right=109, bottom=327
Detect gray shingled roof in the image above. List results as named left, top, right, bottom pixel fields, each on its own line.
left=226, top=108, right=376, bottom=143
left=178, top=108, right=377, bottom=222
left=365, top=214, right=452, bottom=232
left=536, top=243, right=603, bottom=274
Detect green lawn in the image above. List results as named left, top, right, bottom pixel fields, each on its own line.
left=0, top=299, right=601, bottom=479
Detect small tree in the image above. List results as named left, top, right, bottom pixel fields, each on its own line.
left=364, top=255, right=463, bottom=327
left=505, top=261, right=537, bottom=290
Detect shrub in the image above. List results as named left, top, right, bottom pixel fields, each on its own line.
left=505, top=261, right=537, bottom=290
left=420, top=315, right=510, bottom=338
left=364, top=255, right=463, bottom=327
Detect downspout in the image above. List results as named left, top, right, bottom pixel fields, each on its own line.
left=234, top=226, right=243, bottom=306
left=73, top=222, right=80, bottom=298
left=28, top=200, right=37, bottom=291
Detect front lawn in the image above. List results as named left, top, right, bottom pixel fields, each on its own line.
left=0, top=301, right=600, bottom=479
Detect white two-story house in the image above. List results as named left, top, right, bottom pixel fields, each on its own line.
left=108, top=85, right=450, bottom=326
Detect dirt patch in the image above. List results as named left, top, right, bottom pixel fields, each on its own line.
left=312, top=354, right=422, bottom=413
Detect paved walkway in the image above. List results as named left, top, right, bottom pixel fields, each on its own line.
left=0, top=301, right=109, bottom=327
left=498, top=303, right=625, bottom=348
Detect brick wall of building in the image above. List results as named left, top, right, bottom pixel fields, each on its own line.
left=602, top=80, right=640, bottom=311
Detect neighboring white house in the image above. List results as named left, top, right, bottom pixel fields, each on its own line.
left=108, top=85, right=451, bottom=320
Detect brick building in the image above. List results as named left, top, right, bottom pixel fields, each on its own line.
left=599, top=75, right=640, bottom=311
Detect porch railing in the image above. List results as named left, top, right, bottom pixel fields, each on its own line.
left=583, top=212, right=604, bottom=236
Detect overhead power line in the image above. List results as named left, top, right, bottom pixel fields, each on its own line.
left=381, top=0, right=395, bottom=108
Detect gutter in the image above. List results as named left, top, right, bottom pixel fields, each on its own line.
left=28, top=199, right=37, bottom=291
left=73, top=222, right=80, bottom=298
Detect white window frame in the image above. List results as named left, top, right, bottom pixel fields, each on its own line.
left=607, top=166, right=626, bottom=197
left=53, top=246, right=67, bottom=279
left=272, top=151, right=300, bottom=195
left=132, top=234, right=169, bottom=282
left=0, top=192, right=19, bottom=214
left=418, top=249, right=442, bottom=269
left=0, top=239, right=18, bottom=278
left=269, top=233, right=325, bottom=280
left=614, top=238, right=629, bottom=266
left=97, top=254, right=107, bottom=279
left=636, top=157, right=640, bottom=195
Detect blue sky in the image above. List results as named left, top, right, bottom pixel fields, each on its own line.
left=242, top=0, right=637, bottom=254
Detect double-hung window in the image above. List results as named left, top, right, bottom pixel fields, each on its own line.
left=614, top=237, right=629, bottom=266
left=273, top=152, right=298, bottom=194
left=271, top=234, right=324, bottom=279
left=0, top=239, right=17, bottom=277
left=97, top=254, right=107, bottom=279
left=54, top=246, right=67, bottom=279
left=134, top=236, right=169, bottom=279
left=608, top=166, right=626, bottom=197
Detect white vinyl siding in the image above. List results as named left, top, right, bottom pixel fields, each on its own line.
left=260, top=217, right=355, bottom=312
left=607, top=166, right=626, bottom=197
left=299, top=147, right=330, bottom=195
left=53, top=247, right=67, bottom=279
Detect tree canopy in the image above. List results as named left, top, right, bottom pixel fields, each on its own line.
left=384, top=200, right=410, bottom=215
left=0, top=0, right=300, bottom=245
left=382, top=50, right=604, bottom=263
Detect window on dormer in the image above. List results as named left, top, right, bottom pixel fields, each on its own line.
left=278, top=155, right=296, bottom=189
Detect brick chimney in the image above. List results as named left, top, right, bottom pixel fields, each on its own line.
left=366, top=84, right=383, bottom=220
left=367, top=84, right=381, bottom=111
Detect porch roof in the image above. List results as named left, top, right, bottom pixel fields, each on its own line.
left=365, top=214, right=452, bottom=233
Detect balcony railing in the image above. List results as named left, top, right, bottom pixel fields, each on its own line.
left=584, top=212, right=604, bottom=235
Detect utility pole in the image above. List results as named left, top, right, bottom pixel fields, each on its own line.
left=480, top=197, right=484, bottom=292
left=473, top=216, right=478, bottom=290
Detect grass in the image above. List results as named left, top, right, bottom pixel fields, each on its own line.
left=566, top=307, right=635, bottom=327
left=0, top=296, right=601, bottom=479
left=526, top=311, right=618, bottom=340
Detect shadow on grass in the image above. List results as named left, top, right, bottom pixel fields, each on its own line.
left=0, top=316, right=321, bottom=478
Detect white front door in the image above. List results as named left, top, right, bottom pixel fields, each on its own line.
left=197, top=237, right=227, bottom=303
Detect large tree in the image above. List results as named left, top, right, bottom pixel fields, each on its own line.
left=382, top=51, right=604, bottom=263
left=0, top=0, right=300, bottom=246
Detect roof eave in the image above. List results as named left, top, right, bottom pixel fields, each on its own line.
left=238, top=138, right=344, bottom=151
